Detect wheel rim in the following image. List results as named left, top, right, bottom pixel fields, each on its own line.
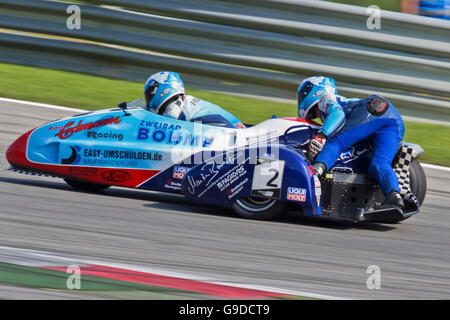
left=235, top=197, right=277, bottom=212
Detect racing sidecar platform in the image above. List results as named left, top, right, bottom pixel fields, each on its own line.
left=5, top=102, right=426, bottom=224
left=319, top=171, right=418, bottom=223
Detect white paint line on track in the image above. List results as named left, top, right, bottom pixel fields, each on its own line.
left=0, top=97, right=86, bottom=113
left=421, top=163, right=450, bottom=172
left=2, top=96, right=449, bottom=173
left=0, top=246, right=348, bottom=300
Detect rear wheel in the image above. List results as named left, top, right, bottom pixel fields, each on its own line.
left=385, top=158, right=426, bottom=223
left=64, top=178, right=110, bottom=192
left=409, top=158, right=426, bottom=206
left=232, top=197, right=286, bottom=220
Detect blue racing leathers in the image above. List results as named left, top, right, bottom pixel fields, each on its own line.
left=315, top=94, right=405, bottom=196
left=163, top=95, right=245, bottom=129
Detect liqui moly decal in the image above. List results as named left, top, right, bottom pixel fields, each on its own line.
left=55, top=116, right=121, bottom=139
left=173, top=166, right=190, bottom=179
left=287, top=187, right=307, bottom=202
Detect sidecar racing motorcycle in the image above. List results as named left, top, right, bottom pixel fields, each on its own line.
left=6, top=100, right=426, bottom=223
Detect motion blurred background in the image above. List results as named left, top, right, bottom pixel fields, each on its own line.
left=0, top=0, right=450, bottom=301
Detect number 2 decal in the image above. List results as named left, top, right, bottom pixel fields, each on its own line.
left=251, top=159, right=285, bottom=199
left=266, top=168, right=279, bottom=187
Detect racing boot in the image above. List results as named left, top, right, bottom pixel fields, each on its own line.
left=312, top=162, right=326, bottom=177
left=403, top=192, right=419, bottom=212
left=383, top=191, right=404, bottom=209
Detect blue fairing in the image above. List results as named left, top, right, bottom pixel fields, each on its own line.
left=25, top=106, right=233, bottom=173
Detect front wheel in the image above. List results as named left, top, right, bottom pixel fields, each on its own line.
left=64, top=178, right=110, bottom=192
left=232, top=197, right=286, bottom=220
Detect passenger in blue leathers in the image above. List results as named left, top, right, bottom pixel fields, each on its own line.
left=144, top=71, right=245, bottom=129
left=297, top=76, right=406, bottom=207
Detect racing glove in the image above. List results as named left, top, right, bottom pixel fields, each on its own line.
left=308, top=131, right=326, bottom=160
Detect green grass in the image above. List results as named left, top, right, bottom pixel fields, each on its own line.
left=404, top=122, right=450, bottom=167
left=0, top=62, right=294, bottom=123
left=0, top=62, right=448, bottom=166
left=0, top=63, right=142, bottom=110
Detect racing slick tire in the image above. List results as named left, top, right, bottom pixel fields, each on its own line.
left=64, top=178, right=110, bottom=192
left=409, top=158, right=426, bottom=206
left=232, top=197, right=287, bottom=220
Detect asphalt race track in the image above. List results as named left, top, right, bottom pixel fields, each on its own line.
left=0, top=100, right=449, bottom=299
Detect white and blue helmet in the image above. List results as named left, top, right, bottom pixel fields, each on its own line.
left=297, top=76, right=337, bottom=119
left=144, top=71, right=185, bottom=114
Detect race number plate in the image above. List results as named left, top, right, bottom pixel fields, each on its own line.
left=251, top=159, right=285, bottom=199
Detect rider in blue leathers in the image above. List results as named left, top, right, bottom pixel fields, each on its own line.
left=297, top=76, right=406, bottom=208
left=144, top=71, right=245, bottom=129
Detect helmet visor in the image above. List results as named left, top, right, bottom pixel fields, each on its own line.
left=306, top=104, right=318, bottom=120
left=144, top=82, right=159, bottom=108
left=297, top=82, right=314, bottom=107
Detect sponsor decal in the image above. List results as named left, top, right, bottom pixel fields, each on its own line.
left=87, top=131, right=123, bottom=141
left=217, top=166, right=246, bottom=191
left=160, top=88, right=171, bottom=97
left=61, top=145, right=82, bottom=165
left=226, top=177, right=248, bottom=199
left=315, top=186, right=322, bottom=207
left=164, top=178, right=182, bottom=191
left=137, top=127, right=214, bottom=147
left=339, top=146, right=371, bottom=163
left=55, top=116, right=121, bottom=139
left=287, top=187, right=307, bottom=202
left=188, top=97, right=200, bottom=105
left=313, top=175, right=321, bottom=188
left=68, top=167, right=97, bottom=177
left=173, top=166, right=190, bottom=179
left=139, top=120, right=181, bottom=131
left=187, top=156, right=250, bottom=199
left=245, top=129, right=280, bottom=145
left=102, top=170, right=130, bottom=182
left=325, top=173, right=334, bottom=180
left=312, top=176, right=321, bottom=206
left=312, top=90, right=323, bottom=97
left=49, top=125, right=65, bottom=131
left=82, top=158, right=138, bottom=168
left=307, top=166, right=315, bottom=176
left=83, top=148, right=162, bottom=161
left=187, top=161, right=222, bottom=196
